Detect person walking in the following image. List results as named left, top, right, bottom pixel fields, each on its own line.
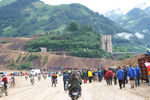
left=88, top=70, right=93, bottom=83
left=128, top=65, right=136, bottom=89
left=98, top=69, right=103, bottom=82
left=114, top=70, right=117, bottom=85
left=103, top=68, right=107, bottom=79
left=83, top=70, right=88, bottom=83
left=122, top=67, right=126, bottom=88
left=105, top=68, right=113, bottom=85
left=117, top=66, right=124, bottom=89
left=134, top=65, right=141, bottom=87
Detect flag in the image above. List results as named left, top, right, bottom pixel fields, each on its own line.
left=144, top=62, right=150, bottom=68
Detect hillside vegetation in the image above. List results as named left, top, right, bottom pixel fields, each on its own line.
left=25, top=22, right=110, bottom=58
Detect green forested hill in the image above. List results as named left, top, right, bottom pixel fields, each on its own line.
left=0, top=0, right=128, bottom=37
left=25, top=22, right=110, bottom=58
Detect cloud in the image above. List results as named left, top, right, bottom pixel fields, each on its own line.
left=41, top=0, right=150, bottom=14
left=135, top=32, right=144, bottom=39
left=115, top=32, right=134, bottom=40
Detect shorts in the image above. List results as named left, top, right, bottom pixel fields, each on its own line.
left=130, top=77, right=134, bottom=80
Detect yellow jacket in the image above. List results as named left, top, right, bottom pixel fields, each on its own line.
left=88, top=71, right=93, bottom=77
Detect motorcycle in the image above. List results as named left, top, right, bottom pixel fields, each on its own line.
left=38, top=77, right=41, bottom=81
left=43, top=74, right=47, bottom=80
left=0, top=83, right=3, bottom=97
left=0, top=82, right=8, bottom=97
left=64, top=80, right=68, bottom=92
left=52, top=79, right=57, bottom=87
left=70, top=87, right=80, bottom=100
left=10, top=79, right=15, bottom=87
left=25, top=76, right=28, bottom=80
left=30, top=78, right=34, bottom=85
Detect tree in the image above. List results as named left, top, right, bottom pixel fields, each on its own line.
left=66, top=21, right=80, bottom=32
left=18, top=62, right=31, bottom=70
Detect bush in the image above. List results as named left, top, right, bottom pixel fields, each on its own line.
left=16, top=54, right=22, bottom=63
left=17, top=62, right=31, bottom=70
left=28, top=54, right=41, bottom=62
left=8, top=59, right=16, bottom=69
left=0, top=41, right=9, bottom=43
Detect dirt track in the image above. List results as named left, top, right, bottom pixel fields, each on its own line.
left=1, top=76, right=150, bottom=100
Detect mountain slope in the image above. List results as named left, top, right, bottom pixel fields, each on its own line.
left=0, top=0, right=128, bottom=37
left=106, top=7, right=150, bottom=48
left=0, top=0, right=17, bottom=7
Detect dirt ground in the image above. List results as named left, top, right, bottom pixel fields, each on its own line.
left=1, top=76, right=150, bottom=100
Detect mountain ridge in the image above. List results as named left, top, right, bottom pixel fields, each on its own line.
left=0, top=0, right=129, bottom=37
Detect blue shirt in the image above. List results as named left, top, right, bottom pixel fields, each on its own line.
left=135, top=66, right=141, bottom=77
left=63, top=73, right=69, bottom=81
left=117, top=69, right=124, bottom=80
left=128, top=67, right=136, bottom=78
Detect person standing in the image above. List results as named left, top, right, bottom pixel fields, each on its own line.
left=88, top=70, right=93, bottom=83
left=128, top=65, right=136, bottom=89
left=134, top=65, right=141, bottom=87
left=123, top=66, right=128, bottom=83
left=117, top=66, right=124, bottom=89
left=147, top=66, right=150, bottom=86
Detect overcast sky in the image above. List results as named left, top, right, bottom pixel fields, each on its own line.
left=41, top=0, right=150, bottom=14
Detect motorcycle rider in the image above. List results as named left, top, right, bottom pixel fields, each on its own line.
left=10, top=75, right=15, bottom=86
left=2, top=75, right=8, bottom=93
left=52, top=73, right=57, bottom=87
left=37, top=73, right=41, bottom=81
left=68, top=71, right=82, bottom=97
left=30, top=74, right=34, bottom=85
left=63, top=71, right=69, bottom=90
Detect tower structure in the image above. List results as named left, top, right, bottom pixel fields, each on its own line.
left=100, top=34, right=112, bottom=53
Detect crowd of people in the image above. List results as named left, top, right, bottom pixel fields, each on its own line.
left=0, top=64, right=150, bottom=99
left=61, top=64, right=144, bottom=91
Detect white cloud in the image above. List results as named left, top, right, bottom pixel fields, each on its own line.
left=135, top=32, right=144, bottom=39
left=41, top=0, right=150, bottom=14
left=115, top=32, right=134, bottom=40
left=142, top=29, right=149, bottom=33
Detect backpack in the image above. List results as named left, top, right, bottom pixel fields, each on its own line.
left=108, top=72, right=112, bottom=78
left=98, top=71, right=102, bottom=76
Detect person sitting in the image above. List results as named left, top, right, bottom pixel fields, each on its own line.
left=68, top=72, right=82, bottom=96
left=2, top=75, right=8, bottom=90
